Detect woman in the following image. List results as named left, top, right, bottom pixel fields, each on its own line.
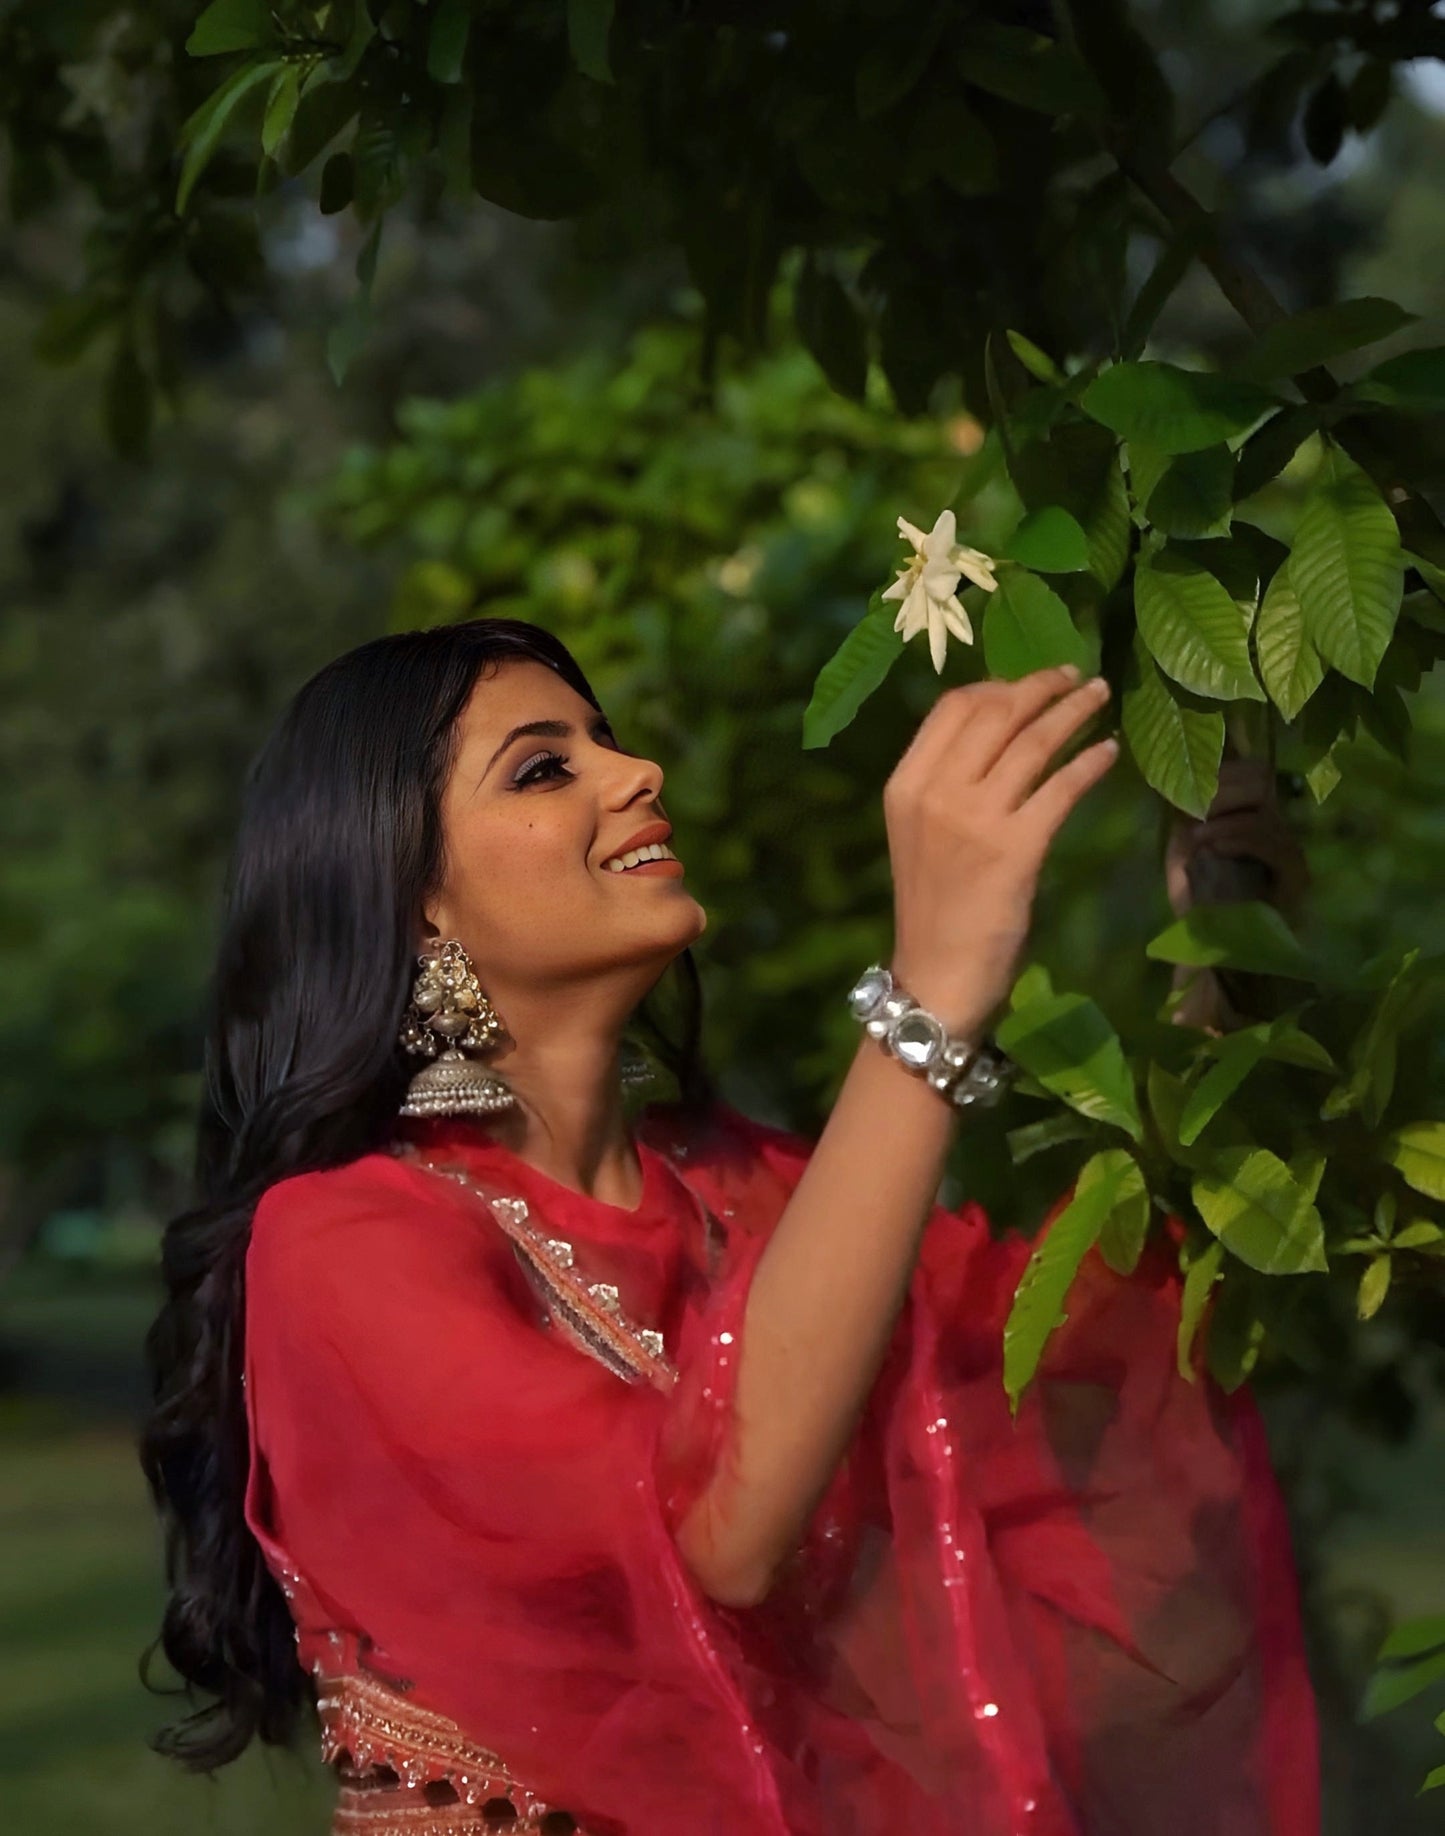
left=142, top=617, right=1320, bottom=1836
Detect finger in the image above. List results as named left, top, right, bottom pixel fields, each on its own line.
left=945, top=666, right=1091, bottom=783
left=1017, top=734, right=1120, bottom=846
left=986, top=675, right=1113, bottom=808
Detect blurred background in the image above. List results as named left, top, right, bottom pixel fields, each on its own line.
left=4, top=1, right=1445, bottom=1831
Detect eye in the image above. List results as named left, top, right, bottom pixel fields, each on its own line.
left=514, top=750, right=573, bottom=788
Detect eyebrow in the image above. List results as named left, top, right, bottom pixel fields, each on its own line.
left=479, top=713, right=616, bottom=784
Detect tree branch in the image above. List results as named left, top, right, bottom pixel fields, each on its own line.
left=1117, top=153, right=1445, bottom=558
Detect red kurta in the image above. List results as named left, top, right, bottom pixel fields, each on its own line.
left=242, top=1097, right=1320, bottom=1836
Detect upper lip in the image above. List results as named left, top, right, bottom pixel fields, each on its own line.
left=599, top=821, right=674, bottom=867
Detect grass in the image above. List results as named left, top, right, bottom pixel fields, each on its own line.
left=0, top=1401, right=332, bottom=1836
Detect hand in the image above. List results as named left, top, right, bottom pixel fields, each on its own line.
left=882, top=665, right=1118, bottom=1037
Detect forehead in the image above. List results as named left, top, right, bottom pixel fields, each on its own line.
left=456, top=657, right=591, bottom=741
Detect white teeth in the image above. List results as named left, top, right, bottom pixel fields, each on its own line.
left=604, top=842, right=677, bottom=872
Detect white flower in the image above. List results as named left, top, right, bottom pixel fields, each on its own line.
left=880, top=509, right=998, bottom=674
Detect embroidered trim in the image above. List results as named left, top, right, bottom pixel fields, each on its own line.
left=390, top=1144, right=679, bottom=1393
left=318, top=1668, right=584, bottom=1832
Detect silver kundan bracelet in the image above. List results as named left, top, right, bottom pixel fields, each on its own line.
left=847, top=963, right=1014, bottom=1110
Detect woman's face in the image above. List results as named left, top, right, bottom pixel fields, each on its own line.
left=421, top=659, right=707, bottom=991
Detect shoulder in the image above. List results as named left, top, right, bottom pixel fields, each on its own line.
left=247, top=1148, right=478, bottom=1294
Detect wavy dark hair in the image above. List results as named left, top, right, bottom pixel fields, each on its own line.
left=139, top=616, right=716, bottom=1770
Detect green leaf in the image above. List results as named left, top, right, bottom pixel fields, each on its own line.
left=1233, top=407, right=1320, bottom=502
left=983, top=570, right=1091, bottom=679
left=1421, top=1765, right=1445, bottom=1794
left=954, top=22, right=1105, bottom=114
left=1256, top=1018, right=1335, bottom=1073
left=1362, top=1649, right=1445, bottom=1721
left=795, top=258, right=868, bottom=403
left=1321, top=949, right=1423, bottom=1125
left=1305, top=746, right=1341, bottom=803
left=568, top=0, right=616, bottom=84
left=176, top=57, right=282, bottom=214
left=1126, top=440, right=1170, bottom=516
left=1192, top=1146, right=1328, bottom=1273
left=1010, top=963, right=1056, bottom=1009
left=1120, top=632, right=1223, bottom=818
left=1231, top=298, right=1418, bottom=382
left=1145, top=445, right=1235, bottom=539
left=1206, top=1278, right=1267, bottom=1390
left=1081, top=362, right=1277, bottom=455
left=427, top=0, right=472, bottom=84
left=1011, top=421, right=1131, bottom=591
left=1146, top=903, right=1316, bottom=981
left=1382, top=1122, right=1445, bottom=1202
left=1357, top=1254, right=1392, bottom=1320
left=802, top=593, right=905, bottom=749
left=1179, top=1030, right=1271, bottom=1145
left=1355, top=346, right=1445, bottom=414
left=1380, top=1617, right=1445, bottom=1661
left=1288, top=450, right=1404, bottom=688
left=1006, top=1112, right=1098, bottom=1165
left=187, top=0, right=272, bottom=56
left=994, top=993, right=1142, bottom=1141
left=1135, top=548, right=1264, bottom=701
left=1001, top=507, right=1090, bottom=573
left=1098, top=1166, right=1152, bottom=1275
left=261, top=62, right=304, bottom=159
left=1256, top=565, right=1324, bottom=719
left=1177, top=1239, right=1225, bottom=1379
left=1003, top=1150, right=1142, bottom=1410
left=1005, top=330, right=1063, bottom=385
left=1394, top=1221, right=1445, bottom=1250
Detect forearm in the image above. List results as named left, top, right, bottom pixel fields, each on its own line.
left=673, top=1022, right=965, bottom=1607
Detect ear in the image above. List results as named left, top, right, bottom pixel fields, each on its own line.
left=416, top=896, right=448, bottom=952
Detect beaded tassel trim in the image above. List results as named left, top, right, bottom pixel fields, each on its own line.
left=319, top=1670, right=553, bottom=1819
left=391, top=1145, right=679, bottom=1394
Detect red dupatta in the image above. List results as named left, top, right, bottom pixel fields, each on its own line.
left=242, top=1096, right=1320, bottom=1836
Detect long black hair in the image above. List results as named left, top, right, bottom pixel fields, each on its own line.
left=139, top=616, right=716, bottom=1769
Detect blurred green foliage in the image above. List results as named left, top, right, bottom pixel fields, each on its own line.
left=5, top=0, right=1445, bottom=1825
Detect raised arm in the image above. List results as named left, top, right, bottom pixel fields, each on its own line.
left=673, top=664, right=1119, bottom=1606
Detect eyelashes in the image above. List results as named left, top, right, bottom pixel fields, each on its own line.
left=513, top=750, right=573, bottom=787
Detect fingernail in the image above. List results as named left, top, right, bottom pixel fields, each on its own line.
left=1061, top=664, right=1082, bottom=682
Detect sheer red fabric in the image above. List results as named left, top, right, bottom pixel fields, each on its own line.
left=242, top=1097, right=1320, bottom=1836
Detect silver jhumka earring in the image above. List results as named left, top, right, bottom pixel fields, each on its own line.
left=397, top=938, right=656, bottom=1119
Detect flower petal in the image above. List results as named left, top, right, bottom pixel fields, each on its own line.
left=955, top=548, right=999, bottom=593
left=923, top=508, right=958, bottom=560
left=928, top=604, right=949, bottom=674
left=941, top=595, right=974, bottom=645
left=880, top=573, right=910, bottom=602
left=897, top=516, right=928, bottom=553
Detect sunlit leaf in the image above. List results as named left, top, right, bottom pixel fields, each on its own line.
left=995, top=993, right=1142, bottom=1140
left=1003, top=1150, right=1143, bottom=1410
left=1192, top=1146, right=1328, bottom=1273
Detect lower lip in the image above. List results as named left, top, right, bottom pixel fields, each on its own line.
left=603, top=858, right=685, bottom=877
